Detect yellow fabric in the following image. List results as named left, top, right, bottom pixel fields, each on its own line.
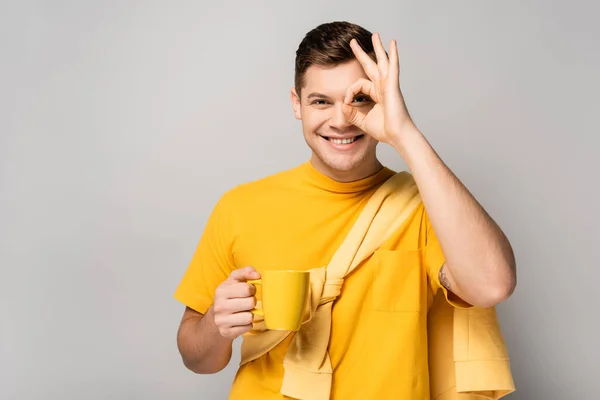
left=173, top=161, right=515, bottom=399
left=241, top=170, right=422, bottom=400
left=428, top=293, right=515, bottom=400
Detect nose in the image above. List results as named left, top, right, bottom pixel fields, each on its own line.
left=329, top=102, right=352, bottom=130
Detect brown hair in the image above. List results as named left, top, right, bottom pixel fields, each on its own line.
left=294, top=21, right=377, bottom=97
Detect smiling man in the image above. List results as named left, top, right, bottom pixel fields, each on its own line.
left=174, top=21, right=517, bottom=399
left=293, top=58, right=381, bottom=182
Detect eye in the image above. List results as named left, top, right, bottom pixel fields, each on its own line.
left=352, top=95, right=372, bottom=103
left=311, top=99, right=329, bottom=105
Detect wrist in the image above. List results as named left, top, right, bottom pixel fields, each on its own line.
left=389, top=123, right=424, bottom=163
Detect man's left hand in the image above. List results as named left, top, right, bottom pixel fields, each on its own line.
left=342, top=33, right=416, bottom=148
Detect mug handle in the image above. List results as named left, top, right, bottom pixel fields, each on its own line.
left=247, top=279, right=264, bottom=317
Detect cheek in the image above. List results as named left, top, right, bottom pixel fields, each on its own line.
left=302, top=109, right=328, bottom=132
left=366, top=136, right=379, bottom=148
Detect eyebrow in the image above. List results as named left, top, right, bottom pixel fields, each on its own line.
left=306, top=92, right=330, bottom=100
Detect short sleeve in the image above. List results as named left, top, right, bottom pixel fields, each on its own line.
left=423, top=211, right=472, bottom=309
left=173, top=194, right=236, bottom=314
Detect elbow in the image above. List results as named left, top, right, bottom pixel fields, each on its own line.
left=446, top=255, right=517, bottom=308
left=474, top=286, right=514, bottom=308
left=474, top=269, right=517, bottom=308
left=182, top=358, right=227, bottom=375
left=476, top=235, right=517, bottom=308
left=177, top=336, right=230, bottom=375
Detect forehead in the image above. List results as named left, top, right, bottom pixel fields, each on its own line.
left=302, top=59, right=368, bottom=98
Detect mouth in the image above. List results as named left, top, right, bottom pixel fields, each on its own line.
left=318, top=134, right=364, bottom=145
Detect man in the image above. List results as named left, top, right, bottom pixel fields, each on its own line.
left=174, top=21, right=516, bottom=399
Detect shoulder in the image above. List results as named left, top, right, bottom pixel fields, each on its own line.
left=214, top=164, right=304, bottom=211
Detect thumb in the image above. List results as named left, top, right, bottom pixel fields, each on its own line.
left=342, top=103, right=365, bottom=130
left=229, top=266, right=261, bottom=282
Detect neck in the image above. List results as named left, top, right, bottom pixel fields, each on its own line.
left=310, top=156, right=384, bottom=183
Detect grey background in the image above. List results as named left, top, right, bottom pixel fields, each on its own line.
left=1, top=1, right=598, bottom=399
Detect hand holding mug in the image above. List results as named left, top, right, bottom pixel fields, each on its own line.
left=213, top=266, right=260, bottom=339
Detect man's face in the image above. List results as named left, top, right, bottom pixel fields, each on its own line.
left=291, top=59, right=379, bottom=181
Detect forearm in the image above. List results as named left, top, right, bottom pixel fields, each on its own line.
left=177, top=306, right=233, bottom=374
left=391, top=126, right=516, bottom=307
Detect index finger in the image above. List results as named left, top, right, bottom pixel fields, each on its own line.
left=350, top=38, right=379, bottom=81
left=372, top=33, right=389, bottom=76
left=228, top=266, right=260, bottom=282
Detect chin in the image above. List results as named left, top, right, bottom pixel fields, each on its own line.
left=315, top=150, right=370, bottom=174
left=325, top=157, right=363, bottom=172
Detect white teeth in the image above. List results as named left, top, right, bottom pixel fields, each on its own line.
left=330, top=137, right=356, bottom=144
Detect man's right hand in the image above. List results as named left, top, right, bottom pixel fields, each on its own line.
left=212, top=266, right=261, bottom=339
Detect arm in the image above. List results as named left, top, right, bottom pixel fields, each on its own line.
left=393, top=127, right=516, bottom=307
left=344, top=34, right=516, bottom=308
left=176, top=266, right=261, bottom=374
left=177, top=306, right=233, bottom=374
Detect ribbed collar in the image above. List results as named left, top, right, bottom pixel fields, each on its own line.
left=299, top=160, right=395, bottom=194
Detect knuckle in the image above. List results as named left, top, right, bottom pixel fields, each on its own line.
left=232, top=266, right=251, bottom=278
left=226, top=329, right=239, bottom=339
left=228, top=269, right=241, bottom=280
left=234, top=325, right=251, bottom=337
left=242, top=312, right=254, bottom=325
left=220, top=328, right=232, bottom=338
left=239, top=327, right=251, bottom=336
left=244, top=266, right=257, bottom=278
left=213, top=301, right=224, bottom=314
left=215, top=285, right=226, bottom=297
left=248, top=296, right=257, bottom=309
left=235, top=283, right=252, bottom=298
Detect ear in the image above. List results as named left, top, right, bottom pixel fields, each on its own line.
left=290, top=87, right=302, bottom=120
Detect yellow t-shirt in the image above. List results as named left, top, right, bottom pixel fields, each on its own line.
left=174, top=161, right=460, bottom=399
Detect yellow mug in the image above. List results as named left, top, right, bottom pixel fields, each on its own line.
left=248, top=270, right=310, bottom=331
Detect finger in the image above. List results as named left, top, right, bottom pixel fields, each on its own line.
left=227, top=310, right=255, bottom=327
left=222, top=281, right=256, bottom=299
left=216, top=281, right=255, bottom=302
left=341, top=103, right=367, bottom=132
left=221, top=296, right=257, bottom=314
left=214, top=312, right=254, bottom=338
left=220, top=324, right=253, bottom=339
left=228, top=266, right=260, bottom=282
left=388, top=39, right=399, bottom=86
left=349, top=38, right=379, bottom=81
left=214, top=308, right=253, bottom=327
left=372, top=33, right=388, bottom=76
left=344, top=78, right=374, bottom=104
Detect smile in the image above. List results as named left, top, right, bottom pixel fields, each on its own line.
left=319, top=134, right=364, bottom=145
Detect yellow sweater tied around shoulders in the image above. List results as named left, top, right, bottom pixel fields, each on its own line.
left=240, top=172, right=515, bottom=400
